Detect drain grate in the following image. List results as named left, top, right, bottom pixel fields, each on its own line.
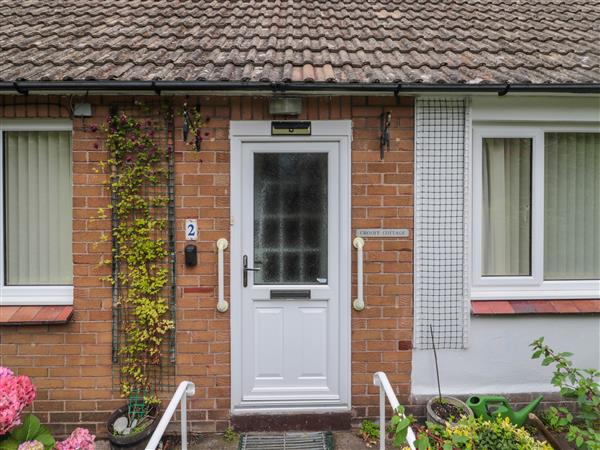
left=239, top=431, right=333, bottom=450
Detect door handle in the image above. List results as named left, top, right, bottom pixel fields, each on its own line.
left=243, top=255, right=260, bottom=287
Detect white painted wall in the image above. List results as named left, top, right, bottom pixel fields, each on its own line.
left=411, top=316, right=600, bottom=396
left=471, top=96, right=600, bottom=122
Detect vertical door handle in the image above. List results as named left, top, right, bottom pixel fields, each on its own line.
left=353, top=237, right=365, bottom=311
left=243, top=255, right=260, bottom=287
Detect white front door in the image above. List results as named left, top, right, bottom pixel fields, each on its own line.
left=230, top=121, right=351, bottom=412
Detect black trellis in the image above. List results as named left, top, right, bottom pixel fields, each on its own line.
left=110, top=100, right=177, bottom=392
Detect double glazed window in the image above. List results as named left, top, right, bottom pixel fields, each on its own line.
left=1, top=126, right=73, bottom=304
left=473, top=126, right=600, bottom=298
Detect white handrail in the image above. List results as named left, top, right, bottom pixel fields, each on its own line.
left=216, top=238, right=229, bottom=312
left=353, top=237, right=365, bottom=311
left=373, top=371, right=417, bottom=450
left=146, top=381, right=196, bottom=450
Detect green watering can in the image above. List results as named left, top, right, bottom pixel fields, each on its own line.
left=466, top=395, right=543, bottom=426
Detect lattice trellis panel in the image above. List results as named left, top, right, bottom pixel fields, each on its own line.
left=110, top=101, right=177, bottom=392
left=414, top=98, right=470, bottom=350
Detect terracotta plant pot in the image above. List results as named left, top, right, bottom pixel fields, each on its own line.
left=426, top=396, right=474, bottom=427
left=107, top=404, right=162, bottom=450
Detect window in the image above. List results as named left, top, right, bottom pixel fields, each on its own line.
left=0, top=123, right=73, bottom=305
left=473, top=126, right=600, bottom=299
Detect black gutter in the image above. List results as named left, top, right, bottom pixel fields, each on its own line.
left=1, top=80, right=599, bottom=94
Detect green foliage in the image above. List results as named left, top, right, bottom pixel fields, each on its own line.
left=0, top=415, right=55, bottom=450
left=99, top=110, right=174, bottom=402
left=540, top=407, right=572, bottom=433
left=531, top=337, right=600, bottom=449
left=388, top=406, right=415, bottom=448
left=399, top=416, right=552, bottom=450
left=223, top=427, right=238, bottom=443
left=360, top=419, right=380, bottom=447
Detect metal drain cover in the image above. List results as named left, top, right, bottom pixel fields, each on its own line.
left=239, top=431, right=333, bottom=450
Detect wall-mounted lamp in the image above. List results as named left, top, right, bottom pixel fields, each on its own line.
left=184, top=244, right=197, bottom=267
left=269, top=97, right=302, bottom=116
left=73, top=103, right=92, bottom=117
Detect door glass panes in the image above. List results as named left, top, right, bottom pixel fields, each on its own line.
left=254, top=153, right=328, bottom=284
left=482, top=137, right=532, bottom=276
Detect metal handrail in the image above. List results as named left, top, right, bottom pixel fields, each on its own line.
left=373, top=371, right=417, bottom=450
left=146, top=381, right=196, bottom=450
left=216, top=238, right=229, bottom=312
left=353, top=237, right=365, bottom=311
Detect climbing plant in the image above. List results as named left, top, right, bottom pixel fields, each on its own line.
left=95, top=104, right=175, bottom=404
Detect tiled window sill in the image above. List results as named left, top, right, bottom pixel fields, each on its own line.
left=471, top=299, right=600, bottom=315
left=0, top=306, right=73, bottom=325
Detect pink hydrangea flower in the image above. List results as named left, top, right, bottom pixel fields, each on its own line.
left=55, top=427, right=95, bottom=450
left=17, top=440, right=44, bottom=450
left=0, top=367, right=36, bottom=435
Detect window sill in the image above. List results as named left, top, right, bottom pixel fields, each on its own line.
left=471, top=299, right=600, bottom=316
left=0, top=286, right=73, bottom=305
left=0, top=306, right=73, bottom=325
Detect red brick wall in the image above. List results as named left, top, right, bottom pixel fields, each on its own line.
left=0, top=94, right=414, bottom=435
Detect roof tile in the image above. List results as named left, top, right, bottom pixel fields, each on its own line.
left=0, top=0, right=598, bottom=84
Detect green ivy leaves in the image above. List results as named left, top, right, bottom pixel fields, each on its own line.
left=100, top=112, right=174, bottom=402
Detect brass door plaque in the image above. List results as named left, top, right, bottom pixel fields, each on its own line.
left=271, top=121, right=311, bottom=135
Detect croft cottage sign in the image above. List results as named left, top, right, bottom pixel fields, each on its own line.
left=356, top=229, right=410, bottom=238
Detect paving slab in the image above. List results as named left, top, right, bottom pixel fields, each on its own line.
left=98, top=430, right=397, bottom=450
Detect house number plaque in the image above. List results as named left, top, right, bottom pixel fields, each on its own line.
left=356, top=228, right=410, bottom=238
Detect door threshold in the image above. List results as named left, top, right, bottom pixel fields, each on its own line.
left=232, top=411, right=352, bottom=432
left=233, top=404, right=350, bottom=415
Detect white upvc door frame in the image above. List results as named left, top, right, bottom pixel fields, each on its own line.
left=229, top=120, right=352, bottom=414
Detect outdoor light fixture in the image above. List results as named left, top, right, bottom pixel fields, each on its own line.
left=269, top=97, right=302, bottom=115
left=184, top=244, right=197, bottom=267
left=73, top=102, right=92, bottom=117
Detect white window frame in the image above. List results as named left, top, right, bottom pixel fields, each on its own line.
left=0, top=119, right=73, bottom=305
left=472, top=124, right=600, bottom=300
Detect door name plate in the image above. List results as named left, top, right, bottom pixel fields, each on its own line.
left=271, top=121, right=311, bottom=135
left=356, top=228, right=409, bottom=238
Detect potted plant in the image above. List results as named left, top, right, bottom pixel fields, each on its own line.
left=425, top=326, right=473, bottom=426
left=96, top=110, right=174, bottom=449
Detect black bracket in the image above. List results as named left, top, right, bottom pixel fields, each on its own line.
left=109, top=103, right=119, bottom=118
left=394, top=84, right=402, bottom=105
left=151, top=80, right=161, bottom=96
left=379, top=111, right=392, bottom=160
left=498, top=84, right=511, bottom=96
left=182, top=101, right=190, bottom=142
left=270, top=82, right=287, bottom=93
left=13, top=81, right=28, bottom=95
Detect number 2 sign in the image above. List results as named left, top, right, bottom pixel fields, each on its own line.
left=185, top=219, right=197, bottom=241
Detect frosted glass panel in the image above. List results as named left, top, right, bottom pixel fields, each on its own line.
left=482, top=138, right=532, bottom=276
left=4, top=131, right=72, bottom=285
left=254, top=153, right=327, bottom=284
left=544, top=132, right=600, bottom=280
